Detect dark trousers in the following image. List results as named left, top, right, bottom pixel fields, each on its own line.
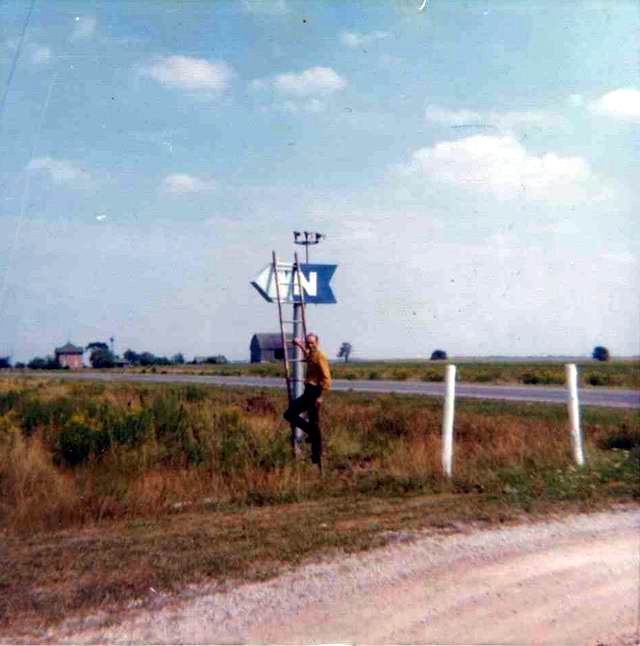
left=284, top=383, right=323, bottom=465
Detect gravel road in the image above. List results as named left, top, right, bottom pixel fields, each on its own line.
left=45, top=509, right=639, bottom=645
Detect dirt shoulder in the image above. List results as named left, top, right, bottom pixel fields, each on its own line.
left=36, top=508, right=640, bottom=644
left=3, top=499, right=639, bottom=643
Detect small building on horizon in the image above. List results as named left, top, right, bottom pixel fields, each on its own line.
left=250, top=333, right=294, bottom=363
left=55, top=342, right=84, bottom=369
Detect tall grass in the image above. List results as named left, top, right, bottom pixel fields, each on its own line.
left=0, top=379, right=637, bottom=533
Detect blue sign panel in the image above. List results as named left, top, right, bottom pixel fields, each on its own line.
left=294, top=263, right=337, bottom=304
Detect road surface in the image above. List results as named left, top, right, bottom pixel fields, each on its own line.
left=12, top=370, right=640, bottom=409
left=43, top=509, right=640, bottom=644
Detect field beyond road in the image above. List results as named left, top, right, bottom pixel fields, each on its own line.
left=122, top=358, right=640, bottom=389
left=0, top=377, right=638, bottom=639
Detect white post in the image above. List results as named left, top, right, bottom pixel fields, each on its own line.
left=441, top=364, right=456, bottom=478
left=565, top=363, right=585, bottom=466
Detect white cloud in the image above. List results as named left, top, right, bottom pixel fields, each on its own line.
left=141, top=56, right=234, bottom=92
left=71, top=16, right=97, bottom=41
left=527, top=220, right=581, bottom=236
left=568, top=94, right=584, bottom=108
left=395, top=135, right=595, bottom=201
left=339, top=30, right=389, bottom=49
left=26, top=157, right=91, bottom=188
left=242, top=0, right=288, bottom=14
left=251, top=66, right=346, bottom=114
left=249, top=78, right=268, bottom=91
left=601, top=250, right=638, bottom=265
left=30, top=45, right=51, bottom=64
left=276, top=98, right=325, bottom=114
left=161, top=174, right=216, bottom=194
left=5, top=39, right=52, bottom=65
left=425, top=105, right=566, bottom=133
left=589, top=88, right=640, bottom=121
left=273, top=66, right=347, bottom=96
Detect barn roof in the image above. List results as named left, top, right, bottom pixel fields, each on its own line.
left=55, top=342, right=84, bottom=355
left=252, top=333, right=292, bottom=350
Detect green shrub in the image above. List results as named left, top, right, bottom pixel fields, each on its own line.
left=112, top=410, right=153, bottom=448
left=598, top=427, right=640, bottom=450
left=184, top=385, right=207, bottom=402
left=420, top=370, right=444, bottom=382
left=585, top=373, right=611, bottom=387
left=56, top=419, right=99, bottom=466
left=0, top=390, right=23, bottom=416
left=215, top=408, right=252, bottom=474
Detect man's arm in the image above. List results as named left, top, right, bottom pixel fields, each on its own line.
left=293, top=338, right=309, bottom=358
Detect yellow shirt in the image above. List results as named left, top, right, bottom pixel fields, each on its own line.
left=305, top=349, right=332, bottom=390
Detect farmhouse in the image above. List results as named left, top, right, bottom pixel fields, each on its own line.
left=54, top=342, right=84, bottom=369
left=250, top=333, right=294, bottom=363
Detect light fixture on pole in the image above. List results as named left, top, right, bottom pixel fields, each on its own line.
left=294, top=231, right=324, bottom=263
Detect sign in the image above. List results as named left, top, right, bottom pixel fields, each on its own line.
left=251, top=262, right=337, bottom=304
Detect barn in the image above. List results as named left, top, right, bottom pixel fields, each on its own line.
left=250, top=333, right=294, bottom=363
left=54, top=342, right=84, bottom=369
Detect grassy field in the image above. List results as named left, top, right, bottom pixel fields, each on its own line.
left=0, top=376, right=638, bottom=636
left=124, top=359, right=640, bottom=389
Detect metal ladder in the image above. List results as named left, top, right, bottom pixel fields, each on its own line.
left=272, top=251, right=308, bottom=405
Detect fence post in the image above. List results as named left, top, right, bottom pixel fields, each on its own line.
left=441, top=364, right=456, bottom=478
left=565, top=363, right=585, bottom=466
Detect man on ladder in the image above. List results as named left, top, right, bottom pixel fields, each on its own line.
left=283, top=333, right=332, bottom=467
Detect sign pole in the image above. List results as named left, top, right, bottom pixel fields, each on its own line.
left=292, top=302, right=304, bottom=455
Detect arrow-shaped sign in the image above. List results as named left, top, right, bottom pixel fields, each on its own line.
left=251, top=262, right=337, bottom=304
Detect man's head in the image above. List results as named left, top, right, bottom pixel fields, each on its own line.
left=305, top=333, right=319, bottom=351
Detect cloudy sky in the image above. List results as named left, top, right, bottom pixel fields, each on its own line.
left=0, top=0, right=638, bottom=362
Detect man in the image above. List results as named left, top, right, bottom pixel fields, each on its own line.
left=283, top=333, right=332, bottom=466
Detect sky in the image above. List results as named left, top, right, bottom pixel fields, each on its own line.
left=0, top=0, right=638, bottom=362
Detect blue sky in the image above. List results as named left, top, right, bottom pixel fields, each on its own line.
left=1, top=0, right=638, bottom=362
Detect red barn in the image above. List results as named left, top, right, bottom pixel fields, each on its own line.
left=54, top=342, right=84, bottom=369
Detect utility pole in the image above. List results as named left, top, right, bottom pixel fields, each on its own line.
left=291, top=231, right=324, bottom=453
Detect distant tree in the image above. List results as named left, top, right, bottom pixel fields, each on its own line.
left=90, top=348, right=115, bottom=368
left=337, top=342, right=353, bottom=363
left=172, top=353, right=185, bottom=365
left=123, top=349, right=140, bottom=364
left=14, top=362, right=25, bottom=369
left=592, top=346, right=610, bottom=362
left=28, top=357, right=47, bottom=369
left=45, top=356, right=60, bottom=369
left=154, top=356, right=171, bottom=366
left=430, top=349, right=448, bottom=361
left=139, top=352, right=156, bottom=366
left=86, top=341, right=109, bottom=352
left=0, top=357, right=10, bottom=369
left=28, top=356, right=59, bottom=369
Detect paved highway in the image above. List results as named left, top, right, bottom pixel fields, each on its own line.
left=12, top=370, right=640, bottom=409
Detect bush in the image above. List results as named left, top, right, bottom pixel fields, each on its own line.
left=215, top=408, right=252, bottom=474
left=430, top=349, right=447, bottom=361
left=112, top=411, right=153, bottom=448
left=56, top=418, right=100, bottom=466
left=586, top=373, right=611, bottom=387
